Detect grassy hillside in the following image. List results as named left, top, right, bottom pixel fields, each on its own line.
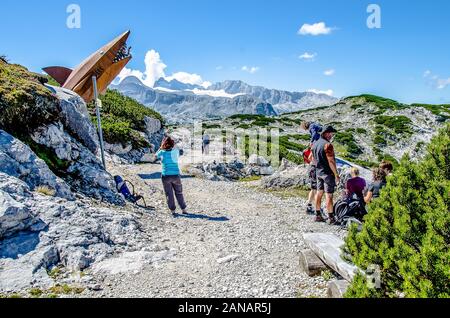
left=87, top=89, right=164, bottom=149
left=0, top=58, right=59, bottom=136
left=201, top=94, right=449, bottom=168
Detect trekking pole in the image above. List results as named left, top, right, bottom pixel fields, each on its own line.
left=92, top=75, right=107, bottom=170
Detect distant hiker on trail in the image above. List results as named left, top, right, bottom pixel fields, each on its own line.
left=364, top=168, right=387, bottom=204
left=301, top=121, right=323, bottom=215
left=202, top=133, right=211, bottom=155
left=312, top=125, right=339, bottom=224
left=380, top=160, right=394, bottom=176
left=156, top=136, right=188, bottom=216
left=345, top=167, right=367, bottom=201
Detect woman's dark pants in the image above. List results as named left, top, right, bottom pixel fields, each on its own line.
left=161, top=175, right=187, bottom=211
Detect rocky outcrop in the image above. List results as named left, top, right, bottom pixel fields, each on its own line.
left=261, top=165, right=310, bottom=189
left=0, top=173, right=150, bottom=293
left=31, top=124, right=124, bottom=205
left=185, top=156, right=274, bottom=181
left=0, top=129, right=73, bottom=199
left=47, top=85, right=100, bottom=154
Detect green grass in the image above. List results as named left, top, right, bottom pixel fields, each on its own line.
left=264, top=185, right=311, bottom=200
left=29, top=288, right=43, bottom=298
left=239, top=175, right=262, bottom=182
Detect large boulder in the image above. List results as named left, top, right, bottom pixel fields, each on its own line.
left=144, top=116, right=162, bottom=135
left=0, top=129, right=73, bottom=199
left=261, top=165, right=310, bottom=189
left=0, top=189, right=39, bottom=239
left=0, top=173, right=151, bottom=293
left=46, top=85, right=100, bottom=154
left=31, top=124, right=124, bottom=205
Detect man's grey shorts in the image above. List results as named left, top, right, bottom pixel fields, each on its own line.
left=317, top=174, right=336, bottom=194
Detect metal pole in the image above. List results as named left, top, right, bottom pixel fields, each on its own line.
left=92, top=75, right=107, bottom=170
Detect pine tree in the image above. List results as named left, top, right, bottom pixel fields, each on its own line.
left=344, top=125, right=449, bottom=298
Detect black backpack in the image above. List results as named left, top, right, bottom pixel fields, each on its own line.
left=333, top=197, right=367, bottom=226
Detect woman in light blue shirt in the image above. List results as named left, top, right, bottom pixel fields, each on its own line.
left=156, top=137, right=187, bottom=215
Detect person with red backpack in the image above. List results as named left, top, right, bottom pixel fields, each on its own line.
left=301, top=121, right=323, bottom=215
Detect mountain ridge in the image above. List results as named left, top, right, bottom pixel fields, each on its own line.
left=112, top=76, right=338, bottom=122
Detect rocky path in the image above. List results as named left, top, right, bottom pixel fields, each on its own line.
left=82, top=162, right=347, bottom=298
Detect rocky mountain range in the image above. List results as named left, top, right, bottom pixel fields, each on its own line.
left=208, top=80, right=338, bottom=113
left=111, top=77, right=337, bottom=123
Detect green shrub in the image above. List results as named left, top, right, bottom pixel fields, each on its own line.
left=344, top=125, right=450, bottom=298
left=88, top=90, right=162, bottom=149
left=356, top=128, right=367, bottom=134
left=90, top=89, right=164, bottom=131
left=334, top=131, right=363, bottom=158
left=374, top=115, right=412, bottom=134
left=279, top=136, right=307, bottom=152
left=347, top=94, right=407, bottom=113
left=101, top=118, right=149, bottom=149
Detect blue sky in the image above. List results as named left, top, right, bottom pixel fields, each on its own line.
left=1, top=0, right=449, bottom=104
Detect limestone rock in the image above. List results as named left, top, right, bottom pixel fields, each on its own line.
left=31, top=124, right=124, bottom=205
left=0, top=174, right=151, bottom=293
left=0, top=129, right=73, bottom=199
left=46, top=85, right=100, bottom=154
left=144, top=116, right=162, bottom=135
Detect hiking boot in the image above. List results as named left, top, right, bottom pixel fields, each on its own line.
left=315, top=212, right=326, bottom=223
left=305, top=205, right=315, bottom=215
left=328, top=214, right=337, bottom=225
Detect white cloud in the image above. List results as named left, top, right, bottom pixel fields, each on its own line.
left=307, top=89, right=334, bottom=96
left=216, top=66, right=223, bottom=70
left=423, top=70, right=450, bottom=89
left=116, top=49, right=166, bottom=87
left=115, top=49, right=210, bottom=88
left=298, top=22, right=333, bottom=36
left=437, top=78, right=450, bottom=89
left=242, top=66, right=260, bottom=74
left=299, top=52, right=317, bottom=61
left=324, top=69, right=335, bottom=76
left=165, top=72, right=202, bottom=85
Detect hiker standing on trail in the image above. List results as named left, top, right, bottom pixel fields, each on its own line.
left=312, top=125, right=339, bottom=224
left=202, top=133, right=211, bottom=155
left=156, top=136, right=188, bottom=216
left=301, top=121, right=323, bottom=215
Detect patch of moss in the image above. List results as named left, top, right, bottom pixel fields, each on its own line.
left=0, top=60, right=59, bottom=135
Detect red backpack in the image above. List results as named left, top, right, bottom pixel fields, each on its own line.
left=303, top=148, right=312, bottom=164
